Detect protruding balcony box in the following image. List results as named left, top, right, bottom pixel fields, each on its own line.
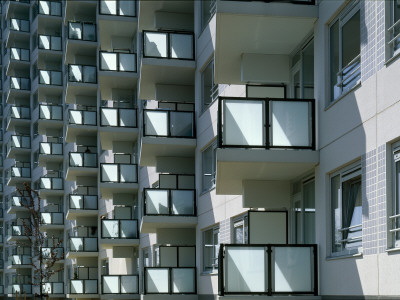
left=67, top=226, right=98, bottom=258
left=141, top=174, right=196, bottom=233
left=6, top=163, right=31, bottom=186
left=214, top=0, right=317, bottom=84
left=40, top=210, right=64, bottom=231
left=39, top=176, right=63, bottom=198
left=8, top=247, right=32, bottom=269
left=99, top=0, right=136, bottom=17
left=65, top=64, right=97, bottom=103
left=36, top=103, right=63, bottom=134
left=65, top=20, right=97, bottom=65
left=6, top=47, right=30, bottom=76
left=42, top=238, right=64, bottom=261
left=6, top=105, right=30, bottom=131
left=6, top=192, right=29, bottom=213
left=38, top=139, right=63, bottom=166
left=7, top=219, right=31, bottom=242
left=42, top=282, right=64, bottom=296
left=6, top=77, right=31, bottom=103
left=144, top=246, right=196, bottom=295
left=38, top=0, right=62, bottom=17
left=65, top=106, right=97, bottom=142
left=66, top=150, right=98, bottom=180
left=66, top=186, right=98, bottom=220
left=68, top=267, right=98, bottom=297
left=216, top=97, right=318, bottom=195
left=8, top=284, right=32, bottom=296
left=6, top=135, right=31, bottom=158
left=100, top=162, right=138, bottom=194
left=218, top=244, right=318, bottom=297
left=140, top=108, right=196, bottom=166
left=99, top=106, right=138, bottom=149
left=5, top=18, right=30, bottom=48
left=102, top=275, right=139, bottom=296
left=139, top=30, right=195, bottom=99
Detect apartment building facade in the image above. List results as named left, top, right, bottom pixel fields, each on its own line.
left=0, top=0, right=399, bottom=299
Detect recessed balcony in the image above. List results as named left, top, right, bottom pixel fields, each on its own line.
left=6, top=193, right=29, bottom=213
left=65, top=21, right=97, bottom=64
left=6, top=163, right=31, bottom=186
left=37, top=104, right=63, bottom=133
left=8, top=247, right=32, bottom=269
left=6, top=47, right=30, bottom=76
left=40, top=211, right=64, bottom=230
left=139, top=30, right=195, bottom=99
left=42, top=282, right=64, bottom=296
left=7, top=219, right=30, bottom=242
left=218, top=244, right=318, bottom=297
left=66, top=151, right=98, bottom=180
left=66, top=226, right=98, bottom=258
left=102, top=275, right=139, bottom=296
left=99, top=107, right=138, bottom=149
left=216, top=97, right=319, bottom=195
left=65, top=106, right=97, bottom=142
left=100, top=163, right=138, bottom=194
left=8, top=284, right=32, bottom=296
left=144, top=267, right=196, bottom=295
left=0, top=131, right=3, bottom=145
left=6, top=105, right=30, bottom=131
left=68, top=267, right=98, bottom=297
left=38, top=140, right=63, bottom=166
left=65, top=64, right=97, bottom=103
left=6, top=77, right=31, bottom=103
left=38, top=34, right=62, bottom=52
left=100, top=219, right=139, bottom=248
left=37, top=0, right=62, bottom=17
left=5, top=18, right=30, bottom=48
left=39, top=70, right=63, bottom=87
left=6, top=135, right=31, bottom=159
left=66, top=186, right=98, bottom=220
left=140, top=109, right=196, bottom=166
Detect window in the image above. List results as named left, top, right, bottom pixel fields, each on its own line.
left=390, top=142, right=400, bottom=248
left=293, top=178, right=315, bottom=244
left=203, top=226, right=219, bottom=272
left=142, top=247, right=150, bottom=267
left=330, top=163, right=362, bottom=255
left=329, top=3, right=360, bottom=102
left=232, top=214, right=248, bottom=244
left=201, top=0, right=215, bottom=31
left=388, top=0, right=400, bottom=58
left=201, top=60, right=216, bottom=112
left=202, top=140, right=217, bottom=192
left=290, top=39, right=314, bottom=99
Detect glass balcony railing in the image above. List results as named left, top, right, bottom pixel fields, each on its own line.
left=143, top=109, right=195, bottom=138
left=42, top=282, right=64, bottom=294
left=38, top=35, right=62, bottom=51
left=102, top=275, right=139, bottom=294
left=101, top=219, right=138, bottom=239
left=218, top=244, right=318, bottom=296
left=8, top=220, right=31, bottom=237
left=100, top=51, right=136, bottom=72
left=144, top=188, right=196, bottom=216
left=68, top=21, right=96, bottom=41
left=40, top=142, right=63, bottom=155
left=10, top=47, right=30, bottom=62
left=100, top=163, right=137, bottom=183
left=7, top=135, right=31, bottom=153
left=68, top=64, right=97, bottom=83
left=40, top=212, right=64, bottom=225
left=10, top=77, right=30, bottom=90
left=69, top=107, right=97, bottom=126
left=0, top=235, right=3, bottom=243
left=8, top=284, right=32, bottom=295
left=38, top=0, right=62, bottom=16
left=40, top=177, right=63, bottom=190
left=9, top=254, right=31, bottom=266
left=69, top=152, right=97, bottom=168
left=100, top=107, right=137, bottom=128
left=39, top=104, right=63, bottom=120
left=68, top=226, right=98, bottom=252
left=144, top=267, right=196, bottom=294
left=0, top=181, right=3, bottom=192
left=70, top=279, right=97, bottom=294
left=7, top=194, right=29, bottom=209
left=218, top=97, right=315, bottom=149
left=69, top=192, right=98, bottom=210
left=143, top=30, right=194, bottom=60
left=99, top=0, right=136, bottom=16
left=6, top=164, right=31, bottom=180
left=9, top=106, right=30, bottom=120
left=42, top=246, right=64, bottom=259
left=9, top=18, right=30, bottom=32
left=39, top=70, right=62, bottom=86
left=225, top=0, right=315, bottom=3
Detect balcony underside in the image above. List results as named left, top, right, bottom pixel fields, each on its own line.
left=99, top=127, right=139, bottom=150
left=6, top=118, right=30, bottom=131
left=140, top=216, right=197, bottom=234
left=38, top=119, right=63, bottom=134
left=65, top=82, right=98, bottom=104
left=139, top=59, right=195, bottom=100
left=214, top=5, right=317, bottom=84
left=100, top=183, right=138, bottom=198
left=66, top=167, right=98, bottom=181
left=66, top=209, right=98, bottom=220
left=7, top=177, right=31, bottom=186
left=6, top=147, right=30, bottom=159
left=6, top=89, right=30, bottom=104
left=38, top=154, right=64, bottom=167
left=66, top=124, right=97, bottom=143
left=65, top=39, right=98, bottom=65
left=39, top=224, right=64, bottom=232
left=140, top=137, right=196, bottom=167
left=65, top=251, right=98, bottom=259
left=216, top=148, right=319, bottom=195
left=100, top=238, right=140, bottom=249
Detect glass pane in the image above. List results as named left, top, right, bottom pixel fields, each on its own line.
left=170, top=33, right=193, bottom=59
left=84, top=238, right=98, bottom=251
left=69, top=65, right=82, bottom=82
left=70, top=280, right=83, bottom=293
left=120, top=164, right=137, bottom=183
left=40, top=71, right=50, bottom=84
left=121, top=275, right=138, bottom=293
left=302, top=40, right=314, bottom=98
left=100, top=0, right=117, bottom=15
left=202, top=61, right=213, bottom=108
left=145, top=32, right=167, bottom=57
left=101, top=53, right=117, bottom=71
left=120, top=0, right=135, bottom=16
left=52, top=36, right=62, bottom=50
left=171, top=190, right=194, bottom=215
left=83, top=66, right=96, bottom=83
left=396, top=161, right=400, bottom=242
left=119, top=53, right=136, bottom=71
left=83, top=24, right=96, bottom=41
left=85, top=280, right=97, bottom=293
left=145, top=111, right=168, bottom=136
left=120, top=109, right=136, bottom=127
left=172, top=268, right=195, bottom=293
left=85, top=196, right=98, bottom=209
left=101, top=108, right=118, bottom=126
left=179, top=247, right=196, bottom=267
left=103, top=276, right=119, bottom=293
left=303, top=180, right=315, bottom=244
left=69, top=23, right=82, bottom=39
left=39, top=1, right=50, bottom=14
left=39, top=35, right=50, bottom=49
left=102, top=164, right=118, bottom=182
left=271, top=101, right=311, bottom=147
left=330, top=20, right=340, bottom=101
left=120, top=220, right=137, bottom=238
left=331, top=175, right=341, bottom=252
left=145, top=190, right=169, bottom=215
left=170, top=111, right=193, bottom=137
left=102, top=220, right=119, bottom=238
left=84, top=111, right=96, bottom=125
left=146, top=269, right=169, bottom=293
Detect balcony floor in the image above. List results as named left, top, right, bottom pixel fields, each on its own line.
left=66, top=209, right=98, bottom=220
left=65, top=251, right=98, bottom=259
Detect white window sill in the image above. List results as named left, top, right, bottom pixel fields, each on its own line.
left=324, top=81, right=362, bottom=111
left=200, top=271, right=218, bottom=276
left=326, top=252, right=362, bottom=261
left=385, top=51, right=400, bottom=67
left=386, top=247, right=400, bottom=253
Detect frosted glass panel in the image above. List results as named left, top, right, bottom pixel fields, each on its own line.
left=102, top=164, right=118, bottom=182
left=146, top=269, right=169, bottom=293
left=69, top=23, right=82, bottom=39
left=84, top=153, right=97, bottom=167
left=120, top=0, right=136, bottom=16
left=145, top=32, right=167, bottom=57
left=51, top=36, right=62, bottom=50
left=41, top=213, right=52, bottom=224
left=40, top=105, right=51, bottom=119
left=121, top=276, right=138, bottom=293
left=223, top=100, right=265, bottom=146
left=70, top=238, right=83, bottom=251
left=70, top=195, right=83, bottom=208
left=121, top=220, right=137, bottom=238
left=40, top=143, right=51, bottom=154
left=70, top=153, right=83, bottom=166
left=119, top=53, right=136, bottom=71
left=101, top=0, right=117, bottom=14
left=179, top=247, right=196, bottom=267
left=85, top=238, right=98, bottom=251
left=170, top=34, right=193, bottom=59
left=171, top=190, right=194, bottom=215
left=271, top=101, right=310, bottom=147
left=225, top=247, right=266, bottom=293
left=172, top=268, right=195, bottom=293
left=85, top=280, right=97, bottom=293
left=120, top=164, right=137, bottom=182
left=273, top=247, right=313, bottom=292
left=145, top=111, right=168, bottom=136
left=103, top=276, right=119, bottom=293
left=40, top=71, right=50, bottom=84
left=120, top=109, right=136, bottom=127
left=170, top=112, right=193, bottom=137
left=84, top=111, right=96, bottom=125
left=101, top=108, right=117, bottom=126
left=71, top=280, right=83, bottom=293
left=85, top=196, right=98, bottom=209
left=102, top=220, right=119, bottom=238
left=146, top=190, right=168, bottom=215
left=39, top=35, right=50, bottom=49
left=101, top=53, right=117, bottom=71
left=69, top=65, right=82, bottom=81
left=39, top=1, right=50, bottom=14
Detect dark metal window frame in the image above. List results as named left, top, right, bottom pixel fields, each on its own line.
left=143, top=188, right=197, bottom=217
left=142, top=30, right=195, bottom=61
left=217, top=96, right=316, bottom=150
left=100, top=107, right=138, bottom=128
left=218, top=243, right=318, bottom=296
left=39, top=70, right=63, bottom=86
left=100, top=163, right=138, bottom=183
left=99, top=51, right=137, bottom=73
left=98, top=0, right=137, bottom=17
left=101, top=219, right=139, bottom=239
left=67, top=21, right=97, bottom=42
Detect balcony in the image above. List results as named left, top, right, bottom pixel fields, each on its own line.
left=8, top=284, right=32, bottom=296
left=102, top=275, right=139, bottom=295
left=68, top=21, right=96, bottom=42
left=6, top=163, right=31, bottom=186
left=140, top=30, right=195, bottom=99
left=7, top=77, right=31, bottom=102
left=42, top=245, right=64, bottom=261
left=42, top=282, right=64, bottom=295
left=65, top=64, right=97, bottom=103
left=5, top=18, right=30, bottom=48
left=39, top=70, right=62, bottom=86
left=6, top=193, right=29, bottom=213
left=6, top=135, right=31, bottom=158
left=216, top=97, right=318, bottom=195
left=140, top=109, right=196, bottom=166
left=100, top=219, right=139, bottom=248
left=7, top=219, right=31, bottom=242
left=66, top=226, right=98, bottom=258
left=6, top=105, right=30, bottom=131
left=100, top=163, right=138, bottom=194
left=99, top=107, right=138, bottom=149
left=6, top=47, right=30, bottom=76
left=218, top=244, right=318, bottom=296
left=66, top=106, right=97, bottom=142
left=66, top=151, right=98, bottom=180
left=37, top=104, right=63, bottom=134
left=66, top=186, right=98, bottom=220
left=8, top=247, right=32, bottom=268
left=100, top=51, right=137, bottom=73
left=65, top=21, right=97, bottom=64
left=38, top=140, right=63, bottom=166
left=40, top=211, right=64, bottom=230
left=214, top=0, right=317, bottom=84
left=99, top=0, right=136, bottom=17
left=144, top=267, right=196, bottom=295
left=38, top=0, right=62, bottom=17
left=68, top=267, right=98, bottom=296
left=38, top=34, right=62, bottom=51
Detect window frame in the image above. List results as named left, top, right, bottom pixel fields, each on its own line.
left=202, top=225, right=219, bottom=273
left=390, top=141, right=400, bottom=249
left=328, top=2, right=361, bottom=104
left=329, top=162, right=362, bottom=256
left=232, top=214, right=248, bottom=244
left=201, top=59, right=217, bottom=113
left=386, top=0, right=400, bottom=61
left=201, top=140, right=217, bottom=192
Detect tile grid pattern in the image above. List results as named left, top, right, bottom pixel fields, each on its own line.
left=377, top=144, right=387, bottom=253
left=219, top=219, right=231, bottom=244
